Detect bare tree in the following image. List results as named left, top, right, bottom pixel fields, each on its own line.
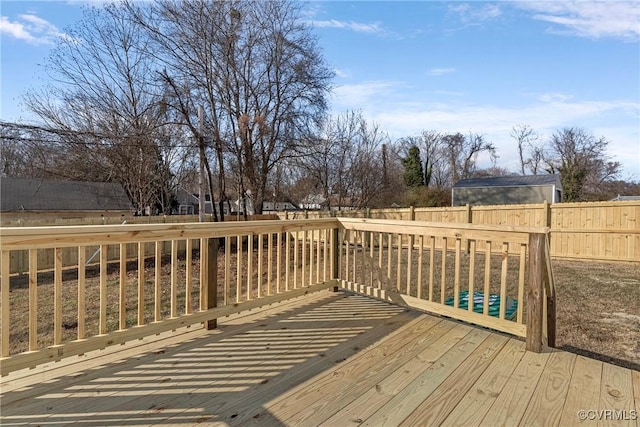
left=398, top=131, right=448, bottom=187
left=510, top=124, right=539, bottom=175
left=23, top=3, right=183, bottom=214
left=545, top=127, right=621, bottom=201
left=443, top=132, right=497, bottom=185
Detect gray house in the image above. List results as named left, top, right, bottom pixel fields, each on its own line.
left=452, top=174, right=563, bottom=206
left=0, top=177, right=133, bottom=221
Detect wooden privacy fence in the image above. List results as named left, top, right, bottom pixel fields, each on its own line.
left=281, top=200, right=639, bottom=262
left=0, top=218, right=555, bottom=376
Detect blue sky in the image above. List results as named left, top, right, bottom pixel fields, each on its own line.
left=2, top=1, right=639, bottom=180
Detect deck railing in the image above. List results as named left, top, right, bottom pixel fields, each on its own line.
left=0, top=218, right=554, bottom=376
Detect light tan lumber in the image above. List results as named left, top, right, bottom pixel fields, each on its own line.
left=186, top=238, right=193, bottom=312
left=599, top=363, right=636, bottom=427
left=0, top=251, right=9, bottom=357
left=517, top=243, right=526, bottom=323
left=468, top=240, right=476, bottom=312
left=285, top=230, right=290, bottom=291
left=120, top=243, right=127, bottom=328
left=78, top=246, right=86, bottom=339
left=387, top=233, right=392, bottom=288
left=500, top=242, right=508, bottom=319
left=477, top=346, right=550, bottom=426
left=0, top=281, right=337, bottom=376
left=236, top=235, right=242, bottom=301
left=440, top=237, right=447, bottom=304
left=277, top=231, right=282, bottom=293
left=323, top=228, right=329, bottom=282
left=558, top=355, right=603, bottom=426
left=294, top=231, right=299, bottom=289
left=54, top=247, right=62, bottom=345
left=362, top=328, right=492, bottom=427
left=453, top=238, right=461, bottom=308
left=137, top=242, right=145, bottom=326
left=155, top=241, right=162, bottom=320
left=259, top=314, right=446, bottom=426
left=429, top=236, right=435, bottom=301
left=248, top=232, right=254, bottom=300
left=396, top=233, right=402, bottom=291
left=29, top=248, right=38, bottom=351
left=267, top=232, right=273, bottom=295
left=399, top=333, right=509, bottom=426
left=633, top=370, right=640, bottom=427
left=483, top=241, right=491, bottom=316
left=170, top=240, right=177, bottom=318
left=417, top=235, right=423, bottom=299
left=440, top=339, right=526, bottom=426
left=520, top=350, right=576, bottom=426
left=257, top=233, right=263, bottom=298
left=527, top=233, right=545, bottom=352
left=1, top=218, right=339, bottom=251
left=339, top=282, right=527, bottom=337
left=406, top=234, right=412, bottom=294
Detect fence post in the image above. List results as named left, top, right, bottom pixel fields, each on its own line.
left=409, top=205, right=415, bottom=221
left=205, top=238, right=218, bottom=330
left=526, top=233, right=545, bottom=352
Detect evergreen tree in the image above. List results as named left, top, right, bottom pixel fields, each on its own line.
left=403, top=145, right=425, bottom=187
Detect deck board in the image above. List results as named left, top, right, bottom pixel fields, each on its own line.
left=1, top=290, right=638, bottom=427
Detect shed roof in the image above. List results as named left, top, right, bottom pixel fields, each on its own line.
left=453, top=174, right=562, bottom=189
left=0, top=177, right=133, bottom=212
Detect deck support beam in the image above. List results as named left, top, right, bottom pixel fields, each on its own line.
left=526, top=233, right=545, bottom=352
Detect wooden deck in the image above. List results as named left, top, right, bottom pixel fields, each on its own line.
left=1, top=290, right=638, bottom=427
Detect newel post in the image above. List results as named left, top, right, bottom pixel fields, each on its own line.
left=205, top=238, right=218, bottom=330
left=526, top=233, right=545, bottom=352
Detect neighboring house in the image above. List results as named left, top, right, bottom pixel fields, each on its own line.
left=299, top=194, right=326, bottom=210
left=452, top=174, right=563, bottom=206
left=0, top=177, right=133, bottom=222
left=262, top=201, right=299, bottom=212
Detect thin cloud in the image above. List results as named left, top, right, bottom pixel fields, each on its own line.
left=428, top=68, right=456, bottom=76
left=310, top=19, right=383, bottom=34
left=519, top=1, right=640, bottom=40
left=448, top=3, right=502, bottom=25
left=0, top=14, right=66, bottom=45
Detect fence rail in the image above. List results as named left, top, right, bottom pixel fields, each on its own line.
left=0, top=218, right=555, bottom=376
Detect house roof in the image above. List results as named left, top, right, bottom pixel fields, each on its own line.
left=1, top=177, right=133, bottom=212
left=610, top=195, right=640, bottom=201
left=453, top=174, right=562, bottom=189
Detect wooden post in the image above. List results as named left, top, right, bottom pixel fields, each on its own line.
left=332, top=226, right=340, bottom=291
left=409, top=205, right=415, bottom=221
left=544, top=234, right=556, bottom=347
left=465, top=204, right=472, bottom=253
left=205, top=238, right=218, bottom=330
left=526, top=233, right=545, bottom=352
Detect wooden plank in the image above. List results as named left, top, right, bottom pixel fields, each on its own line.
left=260, top=314, right=447, bottom=426
left=3, top=252, right=14, bottom=356
left=285, top=231, right=290, bottom=291
left=267, top=233, right=273, bottom=296
left=441, top=237, right=447, bottom=304
left=558, top=356, right=603, bottom=426
left=0, top=281, right=337, bottom=375
left=78, top=246, right=86, bottom=339
left=417, top=235, right=424, bottom=299
left=633, top=370, right=640, bottom=427
left=170, top=240, right=177, bottom=318
left=468, top=240, right=476, bottom=313
left=517, top=243, right=526, bottom=324
left=155, top=241, right=161, bottom=322
left=483, top=241, right=491, bottom=316
left=396, top=233, right=402, bottom=291
left=520, top=350, right=576, bottom=426
left=406, top=234, right=412, bottom=295
left=429, top=236, right=435, bottom=302
left=387, top=233, right=392, bottom=288
left=235, top=235, right=241, bottom=302
left=453, top=238, right=461, bottom=308
left=29, top=249, right=38, bottom=351
left=440, top=339, right=526, bottom=426
left=1, top=218, right=340, bottom=251
left=362, top=328, right=492, bottom=426
left=323, top=228, right=328, bottom=282
left=301, top=230, right=306, bottom=288
left=277, top=231, right=282, bottom=293
left=527, top=233, right=545, bottom=352
left=294, top=231, right=299, bottom=289
left=248, top=233, right=254, bottom=300
left=599, top=363, right=636, bottom=427
left=137, top=242, right=144, bottom=326
left=478, top=347, right=550, bottom=426
left=322, top=321, right=470, bottom=426
left=120, top=243, right=127, bottom=328
left=500, top=242, right=508, bottom=319
left=399, top=333, right=509, bottom=426
left=186, top=238, right=193, bottom=313
left=257, top=233, right=263, bottom=298
left=54, top=248, right=63, bottom=345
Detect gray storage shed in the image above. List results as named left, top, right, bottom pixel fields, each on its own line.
left=452, top=174, right=563, bottom=206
